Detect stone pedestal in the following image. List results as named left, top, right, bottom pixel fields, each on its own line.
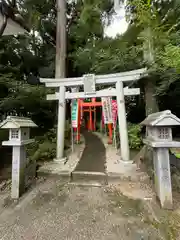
left=11, top=146, right=26, bottom=199
left=153, top=148, right=172, bottom=209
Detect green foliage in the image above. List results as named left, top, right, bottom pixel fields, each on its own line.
left=115, top=122, right=143, bottom=150
left=30, top=141, right=56, bottom=162
left=126, top=0, right=180, bottom=92
left=161, top=43, right=180, bottom=73
left=124, top=0, right=180, bottom=116
left=128, top=123, right=143, bottom=149
left=72, top=37, right=142, bottom=76
left=27, top=122, right=71, bottom=162
left=26, top=128, right=56, bottom=162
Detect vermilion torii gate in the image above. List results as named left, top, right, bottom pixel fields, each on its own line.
left=40, top=68, right=146, bottom=163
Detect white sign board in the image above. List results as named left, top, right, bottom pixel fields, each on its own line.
left=83, top=74, right=96, bottom=95
left=102, top=97, right=113, bottom=124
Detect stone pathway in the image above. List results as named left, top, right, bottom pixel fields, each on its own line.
left=74, top=130, right=106, bottom=173
left=0, top=178, right=177, bottom=240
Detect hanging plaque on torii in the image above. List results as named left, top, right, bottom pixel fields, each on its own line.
left=83, top=74, right=96, bottom=95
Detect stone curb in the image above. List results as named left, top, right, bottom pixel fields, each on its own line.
left=71, top=171, right=108, bottom=186
left=37, top=135, right=86, bottom=180
left=37, top=169, right=71, bottom=181
left=107, top=172, right=150, bottom=183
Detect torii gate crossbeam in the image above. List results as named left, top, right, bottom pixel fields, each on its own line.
left=47, top=87, right=140, bottom=100
left=40, top=69, right=146, bottom=87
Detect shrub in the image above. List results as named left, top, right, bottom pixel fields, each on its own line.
left=30, top=141, right=56, bottom=162
left=102, top=122, right=143, bottom=150
left=128, top=123, right=143, bottom=150
left=27, top=121, right=71, bottom=162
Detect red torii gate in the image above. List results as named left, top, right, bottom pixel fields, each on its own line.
left=74, top=98, right=113, bottom=144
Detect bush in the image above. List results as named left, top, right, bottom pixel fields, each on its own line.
left=101, top=121, right=143, bottom=150
left=29, top=141, right=56, bottom=162
left=128, top=123, right=143, bottom=150
left=27, top=121, right=71, bottom=162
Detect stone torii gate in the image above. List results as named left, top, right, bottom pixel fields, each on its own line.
left=40, top=68, right=146, bottom=163
left=47, top=86, right=140, bottom=100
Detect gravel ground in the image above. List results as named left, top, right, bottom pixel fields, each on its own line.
left=0, top=177, right=176, bottom=240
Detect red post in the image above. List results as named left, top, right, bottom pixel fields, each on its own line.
left=108, top=123, right=113, bottom=144
left=93, top=108, right=96, bottom=131
left=89, top=107, right=93, bottom=131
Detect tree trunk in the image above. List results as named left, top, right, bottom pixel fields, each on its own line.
left=144, top=78, right=159, bottom=116
left=143, top=27, right=159, bottom=116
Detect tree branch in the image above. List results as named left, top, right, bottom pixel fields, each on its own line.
left=67, top=5, right=78, bottom=32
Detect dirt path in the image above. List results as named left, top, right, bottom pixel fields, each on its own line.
left=0, top=177, right=176, bottom=240
left=75, top=131, right=106, bottom=172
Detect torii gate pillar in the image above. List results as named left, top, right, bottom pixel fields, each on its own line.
left=56, top=87, right=66, bottom=161
left=116, top=81, right=130, bottom=161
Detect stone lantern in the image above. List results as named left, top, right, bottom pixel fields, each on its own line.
left=141, top=110, right=180, bottom=209
left=0, top=116, right=37, bottom=199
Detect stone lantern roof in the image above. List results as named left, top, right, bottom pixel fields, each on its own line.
left=141, top=110, right=180, bottom=127
left=0, top=116, right=37, bottom=129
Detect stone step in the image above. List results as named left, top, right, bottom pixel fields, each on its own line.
left=37, top=165, right=71, bottom=181
left=71, top=171, right=108, bottom=186
left=108, top=171, right=150, bottom=183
